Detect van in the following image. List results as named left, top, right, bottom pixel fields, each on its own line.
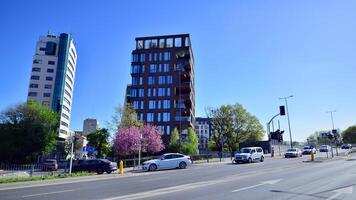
left=234, top=147, right=264, bottom=164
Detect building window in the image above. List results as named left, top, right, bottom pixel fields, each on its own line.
left=64, top=97, right=71, bottom=106
left=153, top=88, right=156, bottom=96
left=167, top=76, right=172, bottom=84
left=163, top=112, right=170, bottom=122
left=44, top=84, right=52, bottom=89
left=48, top=61, right=55, bottom=65
left=163, top=100, right=170, bottom=109
left=166, top=38, right=173, bottom=48
left=163, top=64, right=169, bottom=72
left=32, top=67, right=41, bottom=72
left=140, top=101, right=144, bottom=109
left=43, top=93, right=51, bottom=97
left=62, top=105, right=70, bottom=112
left=139, top=89, right=144, bottom=97
left=66, top=75, right=73, bottom=85
left=132, top=77, right=138, bottom=85
left=157, top=100, right=161, bottom=109
left=167, top=87, right=171, bottom=96
left=185, top=37, right=190, bottom=47
left=159, top=39, right=165, bottom=48
left=158, top=88, right=165, bottom=96
left=65, top=89, right=72, bottom=98
left=31, top=75, right=40, bottom=80
left=28, top=92, right=37, bottom=97
left=67, top=67, right=74, bottom=78
left=163, top=52, right=171, bottom=61
left=33, top=59, right=42, bottom=64
left=132, top=54, right=139, bottom=62
left=42, top=101, right=50, bottom=106
left=147, top=113, right=154, bottom=122
left=29, top=83, right=38, bottom=88
left=175, top=37, right=182, bottom=47
left=137, top=113, right=144, bottom=121
left=131, top=89, right=137, bottom=97
left=133, top=101, right=139, bottom=109
left=147, top=88, right=151, bottom=97
left=148, top=76, right=154, bottom=85
left=166, top=126, right=170, bottom=135
left=150, top=64, right=156, bottom=73
left=46, top=76, right=53, bottom=81
left=140, top=54, right=145, bottom=62
left=59, top=129, right=67, bottom=135
left=157, top=113, right=161, bottom=122
left=62, top=113, right=69, bottom=120
left=61, top=121, right=69, bottom=127
left=158, top=76, right=165, bottom=84
left=137, top=40, right=144, bottom=49
left=139, top=77, right=143, bottom=85
left=149, top=100, right=156, bottom=109
left=47, top=68, right=54, bottom=73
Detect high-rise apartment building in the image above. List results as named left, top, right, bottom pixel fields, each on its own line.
left=83, top=118, right=99, bottom=135
left=27, top=33, right=77, bottom=139
left=126, top=34, right=195, bottom=144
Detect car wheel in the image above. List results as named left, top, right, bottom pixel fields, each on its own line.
left=97, top=168, right=104, bottom=174
left=149, top=164, right=157, bottom=171
left=260, top=156, right=264, bottom=162
left=106, top=170, right=112, bottom=174
left=179, top=162, right=187, bottom=169
left=248, top=158, right=252, bottom=163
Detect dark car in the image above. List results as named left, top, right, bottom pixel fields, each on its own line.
left=341, top=144, right=352, bottom=149
left=42, top=159, right=58, bottom=171
left=72, top=159, right=117, bottom=174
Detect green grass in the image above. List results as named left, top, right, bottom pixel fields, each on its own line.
left=0, top=172, right=94, bottom=184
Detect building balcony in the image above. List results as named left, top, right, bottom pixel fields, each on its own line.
left=176, top=50, right=190, bottom=60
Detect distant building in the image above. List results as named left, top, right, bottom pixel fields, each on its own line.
left=27, top=33, right=77, bottom=140
left=195, top=117, right=213, bottom=150
left=83, top=118, right=99, bottom=135
left=126, top=34, right=195, bottom=145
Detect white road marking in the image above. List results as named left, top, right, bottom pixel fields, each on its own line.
left=231, top=179, right=282, bottom=193
left=21, top=189, right=75, bottom=198
left=326, top=186, right=353, bottom=200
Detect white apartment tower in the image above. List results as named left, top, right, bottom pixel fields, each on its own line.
left=27, top=33, right=77, bottom=139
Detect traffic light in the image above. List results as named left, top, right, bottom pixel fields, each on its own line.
left=279, top=106, right=286, bottom=116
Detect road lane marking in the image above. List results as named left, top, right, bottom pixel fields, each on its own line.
left=21, top=189, right=75, bottom=198
left=325, top=186, right=353, bottom=200
left=231, top=179, right=282, bottom=193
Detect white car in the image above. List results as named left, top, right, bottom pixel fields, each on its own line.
left=285, top=148, right=302, bottom=158
left=234, top=147, right=264, bottom=163
left=142, top=153, right=192, bottom=171
left=319, top=145, right=331, bottom=152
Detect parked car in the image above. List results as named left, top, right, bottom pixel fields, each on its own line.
left=302, top=146, right=316, bottom=155
left=142, top=153, right=192, bottom=171
left=319, top=145, right=331, bottom=152
left=341, top=144, right=352, bottom=149
left=42, top=159, right=58, bottom=171
left=234, top=147, right=264, bottom=163
left=72, top=159, right=117, bottom=174
left=284, top=148, right=302, bottom=158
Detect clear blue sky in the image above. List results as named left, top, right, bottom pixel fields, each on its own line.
left=1, top=0, right=355, bottom=142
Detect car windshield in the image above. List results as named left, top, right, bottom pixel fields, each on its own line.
left=288, top=149, right=297, bottom=151
left=239, top=148, right=251, bottom=153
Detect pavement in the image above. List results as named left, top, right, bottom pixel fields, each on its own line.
left=0, top=152, right=355, bottom=200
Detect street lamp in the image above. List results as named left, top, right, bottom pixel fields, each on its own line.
left=279, top=95, right=294, bottom=149
left=326, top=110, right=336, bottom=130
left=138, top=133, right=143, bottom=170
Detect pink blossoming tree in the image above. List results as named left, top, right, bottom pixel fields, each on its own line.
left=113, top=124, right=164, bottom=155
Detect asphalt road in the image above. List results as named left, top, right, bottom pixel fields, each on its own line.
left=1, top=153, right=355, bottom=200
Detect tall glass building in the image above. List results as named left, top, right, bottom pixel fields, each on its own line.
left=27, top=33, right=77, bottom=139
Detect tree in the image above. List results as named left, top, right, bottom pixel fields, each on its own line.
left=207, top=103, right=264, bottom=157
left=168, top=128, right=180, bottom=152
left=107, top=104, right=143, bottom=133
left=87, top=128, right=111, bottom=158
left=113, top=124, right=164, bottom=155
left=181, top=128, right=199, bottom=155
left=306, top=130, right=333, bottom=145
left=342, top=125, right=356, bottom=144
left=0, top=101, right=59, bottom=163
left=64, top=135, right=84, bottom=159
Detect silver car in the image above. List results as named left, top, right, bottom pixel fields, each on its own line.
left=142, top=153, right=192, bottom=171
left=285, top=148, right=302, bottom=158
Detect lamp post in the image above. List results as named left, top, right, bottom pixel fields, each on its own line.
left=326, top=110, right=336, bottom=130
left=279, top=95, right=294, bottom=149
left=69, top=133, right=75, bottom=175
left=138, top=133, right=143, bottom=170
left=327, top=110, right=337, bottom=156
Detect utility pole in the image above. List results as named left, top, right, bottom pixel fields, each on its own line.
left=69, top=134, right=74, bottom=175
left=327, top=110, right=337, bottom=156
left=279, top=95, right=294, bottom=149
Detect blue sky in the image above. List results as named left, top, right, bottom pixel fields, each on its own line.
left=1, top=0, right=355, bottom=141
